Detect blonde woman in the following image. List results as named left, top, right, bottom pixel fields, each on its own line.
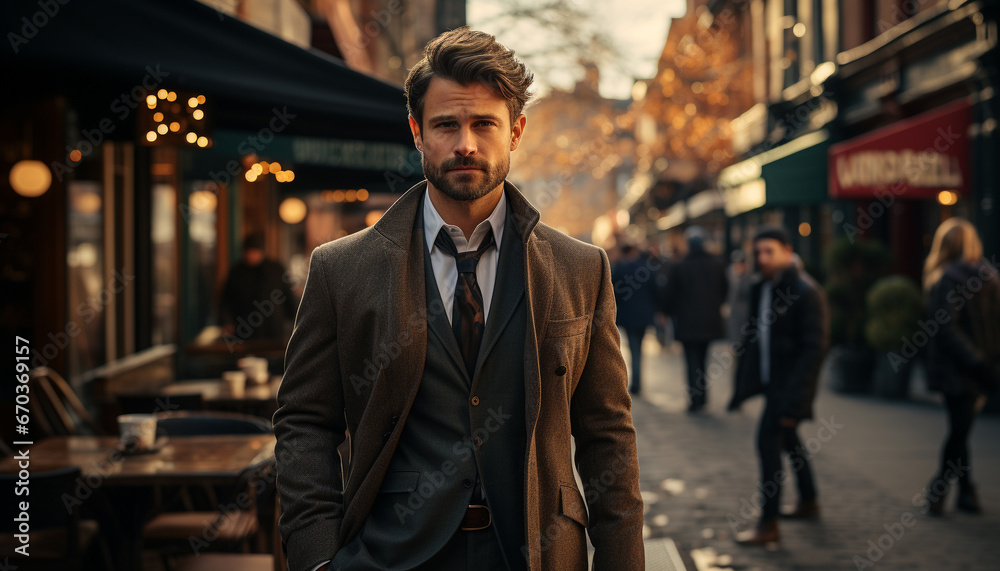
left=923, top=218, right=1000, bottom=515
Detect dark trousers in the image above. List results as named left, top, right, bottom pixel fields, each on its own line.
left=938, top=394, right=979, bottom=487
left=757, top=404, right=817, bottom=520
left=413, top=525, right=512, bottom=571
left=681, top=340, right=710, bottom=406
left=624, top=326, right=646, bottom=393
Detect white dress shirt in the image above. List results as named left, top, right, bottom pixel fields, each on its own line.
left=758, top=279, right=775, bottom=385
left=307, top=187, right=506, bottom=571
left=423, top=186, right=506, bottom=325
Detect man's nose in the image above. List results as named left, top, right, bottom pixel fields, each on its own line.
left=453, top=126, right=477, bottom=156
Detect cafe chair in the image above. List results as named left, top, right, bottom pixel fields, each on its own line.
left=29, top=367, right=105, bottom=438
left=142, top=456, right=278, bottom=570
left=0, top=466, right=115, bottom=571
left=117, top=392, right=204, bottom=415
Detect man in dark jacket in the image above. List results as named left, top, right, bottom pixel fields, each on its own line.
left=612, top=243, right=660, bottom=395
left=220, top=233, right=296, bottom=342
left=730, top=226, right=828, bottom=545
left=664, top=226, right=728, bottom=411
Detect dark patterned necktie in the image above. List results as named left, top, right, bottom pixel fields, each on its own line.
left=434, top=225, right=495, bottom=379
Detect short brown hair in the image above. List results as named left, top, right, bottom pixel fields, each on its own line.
left=404, top=26, right=534, bottom=129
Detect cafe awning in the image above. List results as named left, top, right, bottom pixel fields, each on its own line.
left=718, top=130, right=831, bottom=215
left=3, top=0, right=411, bottom=143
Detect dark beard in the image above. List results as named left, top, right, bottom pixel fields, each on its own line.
left=422, top=153, right=509, bottom=201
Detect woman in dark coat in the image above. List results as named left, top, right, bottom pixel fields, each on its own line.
left=923, top=218, right=1000, bottom=515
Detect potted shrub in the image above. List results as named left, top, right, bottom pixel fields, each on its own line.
left=822, top=238, right=890, bottom=393
left=865, top=275, right=924, bottom=398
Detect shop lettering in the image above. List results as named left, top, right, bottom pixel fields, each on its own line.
left=835, top=149, right=962, bottom=190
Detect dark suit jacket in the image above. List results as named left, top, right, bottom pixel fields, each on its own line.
left=728, top=264, right=828, bottom=419
left=273, top=180, right=645, bottom=571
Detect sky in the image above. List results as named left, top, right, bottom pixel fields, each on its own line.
left=468, top=0, right=688, bottom=100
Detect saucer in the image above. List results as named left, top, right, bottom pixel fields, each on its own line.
left=116, top=435, right=169, bottom=456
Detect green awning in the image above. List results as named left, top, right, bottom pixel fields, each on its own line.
left=760, top=131, right=831, bottom=205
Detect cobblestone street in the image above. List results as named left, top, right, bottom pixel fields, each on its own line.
left=626, top=334, right=1000, bottom=571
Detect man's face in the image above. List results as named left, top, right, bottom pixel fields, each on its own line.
left=408, top=77, right=526, bottom=201
left=754, top=238, right=792, bottom=280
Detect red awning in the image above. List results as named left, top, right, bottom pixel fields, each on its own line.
left=828, top=98, right=972, bottom=199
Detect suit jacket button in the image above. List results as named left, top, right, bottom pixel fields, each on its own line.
left=555, top=365, right=567, bottom=376
left=463, top=478, right=474, bottom=488
left=391, top=415, right=400, bottom=425
left=471, top=395, right=480, bottom=406
left=474, top=436, right=484, bottom=446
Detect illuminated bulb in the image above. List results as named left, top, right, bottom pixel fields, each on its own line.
left=197, top=95, right=206, bottom=104
left=357, top=188, right=368, bottom=200
left=245, top=171, right=258, bottom=182
left=260, top=161, right=269, bottom=172
left=153, top=112, right=164, bottom=122
left=167, top=91, right=177, bottom=102
left=188, top=97, right=199, bottom=108
left=157, top=124, right=168, bottom=135
left=69, top=150, right=82, bottom=162
left=279, top=197, right=307, bottom=224
left=269, top=162, right=281, bottom=173
left=169, top=122, right=180, bottom=132
left=193, top=109, right=204, bottom=120
left=251, top=164, right=263, bottom=175
left=186, top=132, right=197, bottom=144
left=157, top=89, right=168, bottom=99
left=286, top=171, right=295, bottom=182
left=196, top=136, right=208, bottom=147
left=9, top=160, right=52, bottom=197
left=146, top=131, right=158, bottom=142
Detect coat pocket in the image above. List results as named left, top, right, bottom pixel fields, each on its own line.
left=559, top=484, right=589, bottom=527
left=544, top=314, right=590, bottom=339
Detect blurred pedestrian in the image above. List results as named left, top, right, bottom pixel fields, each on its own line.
left=725, top=248, right=754, bottom=344
left=922, top=218, right=1000, bottom=516
left=220, top=232, right=296, bottom=342
left=731, top=226, right=829, bottom=546
left=612, top=241, right=659, bottom=395
left=664, top=226, right=728, bottom=411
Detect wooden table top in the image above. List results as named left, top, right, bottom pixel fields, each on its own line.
left=0, top=434, right=275, bottom=486
left=160, top=375, right=282, bottom=402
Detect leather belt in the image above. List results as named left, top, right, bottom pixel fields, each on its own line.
left=460, top=504, right=492, bottom=531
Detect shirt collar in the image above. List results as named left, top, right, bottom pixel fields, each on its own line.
left=423, top=185, right=506, bottom=253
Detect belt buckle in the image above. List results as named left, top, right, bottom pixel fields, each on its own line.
left=461, top=504, right=492, bottom=531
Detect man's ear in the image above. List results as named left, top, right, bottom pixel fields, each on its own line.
left=408, top=115, right=423, bottom=152
left=510, top=114, right=527, bottom=151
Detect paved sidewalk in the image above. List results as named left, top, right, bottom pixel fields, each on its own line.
left=627, top=335, right=1000, bottom=571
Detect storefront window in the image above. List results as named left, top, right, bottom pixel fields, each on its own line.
left=151, top=147, right=179, bottom=347
left=67, top=179, right=106, bottom=377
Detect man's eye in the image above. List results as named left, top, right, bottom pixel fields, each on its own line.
left=436, top=121, right=457, bottom=128
left=475, top=120, right=495, bottom=127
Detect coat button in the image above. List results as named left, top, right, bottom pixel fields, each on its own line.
left=471, top=395, right=480, bottom=406
left=474, top=436, right=484, bottom=446
left=555, top=365, right=567, bottom=376
left=391, top=415, right=400, bottom=425
left=463, top=478, right=474, bottom=488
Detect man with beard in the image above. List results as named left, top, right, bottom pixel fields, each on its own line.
left=273, top=26, right=644, bottom=571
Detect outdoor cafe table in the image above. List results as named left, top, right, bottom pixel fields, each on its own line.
left=0, top=434, right=275, bottom=569
left=158, top=375, right=282, bottom=417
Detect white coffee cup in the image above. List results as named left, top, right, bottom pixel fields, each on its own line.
left=238, top=357, right=270, bottom=385
left=118, top=414, right=157, bottom=450
left=222, top=370, right=247, bottom=397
